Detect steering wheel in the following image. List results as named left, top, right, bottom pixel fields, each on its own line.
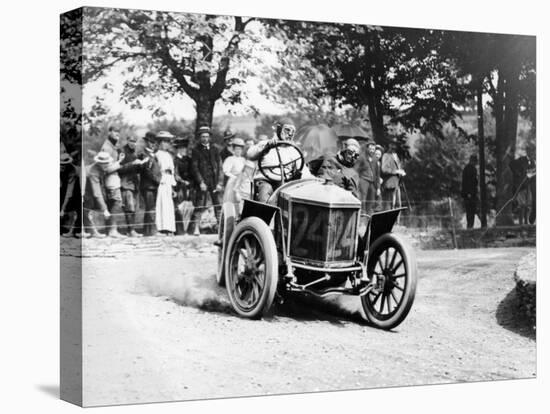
left=257, top=141, right=305, bottom=184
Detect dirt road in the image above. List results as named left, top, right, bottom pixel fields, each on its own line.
left=63, top=240, right=536, bottom=406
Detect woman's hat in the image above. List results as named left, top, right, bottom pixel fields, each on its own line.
left=231, top=137, right=245, bottom=147
left=93, top=151, right=114, bottom=164
left=156, top=130, right=175, bottom=141
left=60, top=152, right=73, bottom=165
left=375, top=144, right=384, bottom=152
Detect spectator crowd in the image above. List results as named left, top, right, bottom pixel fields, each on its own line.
left=60, top=118, right=535, bottom=239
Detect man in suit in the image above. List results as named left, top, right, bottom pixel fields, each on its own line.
left=355, top=139, right=381, bottom=214
left=461, top=155, right=478, bottom=229
left=381, top=138, right=406, bottom=210
left=119, top=135, right=146, bottom=237
left=173, top=136, right=193, bottom=235
left=190, top=125, right=224, bottom=236
left=139, top=131, right=162, bottom=236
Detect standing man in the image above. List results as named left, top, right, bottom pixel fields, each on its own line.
left=100, top=126, right=124, bottom=237
left=60, top=152, right=81, bottom=237
left=139, top=131, right=161, bottom=236
left=173, top=136, right=193, bottom=235
left=119, top=135, right=145, bottom=237
left=355, top=139, right=381, bottom=214
left=510, top=151, right=534, bottom=226
left=190, top=126, right=224, bottom=236
left=461, top=155, right=479, bottom=229
left=381, top=138, right=406, bottom=210
left=220, top=128, right=235, bottom=162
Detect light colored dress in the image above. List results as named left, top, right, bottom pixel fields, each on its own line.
left=155, top=150, right=177, bottom=232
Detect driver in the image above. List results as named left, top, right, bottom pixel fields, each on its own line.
left=247, top=118, right=311, bottom=202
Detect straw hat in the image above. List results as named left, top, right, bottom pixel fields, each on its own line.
left=93, top=151, right=114, bottom=164
left=231, top=137, right=245, bottom=147
left=155, top=130, right=175, bottom=141
left=197, top=126, right=211, bottom=136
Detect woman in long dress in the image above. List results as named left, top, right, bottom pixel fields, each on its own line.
left=155, top=131, right=177, bottom=234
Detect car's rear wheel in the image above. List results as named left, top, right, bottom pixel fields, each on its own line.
left=361, top=233, right=417, bottom=330
left=216, top=203, right=236, bottom=286
left=225, top=217, right=278, bottom=319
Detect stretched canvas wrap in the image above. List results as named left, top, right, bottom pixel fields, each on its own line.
left=60, top=6, right=537, bottom=407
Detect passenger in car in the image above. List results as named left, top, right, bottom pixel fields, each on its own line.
left=309, top=154, right=359, bottom=198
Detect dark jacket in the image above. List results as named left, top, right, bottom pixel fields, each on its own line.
left=356, top=153, right=380, bottom=189
left=174, top=154, right=193, bottom=200
left=461, top=163, right=478, bottom=199
left=220, top=146, right=233, bottom=162
left=60, top=164, right=80, bottom=212
left=510, top=156, right=534, bottom=193
left=119, top=144, right=141, bottom=191
left=191, top=144, right=224, bottom=189
left=139, top=150, right=161, bottom=192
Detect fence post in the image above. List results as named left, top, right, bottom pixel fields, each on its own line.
left=448, top=197, right=458, bottom=249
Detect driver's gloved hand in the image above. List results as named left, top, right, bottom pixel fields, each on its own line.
left=265, top=138, right=278, bottom=149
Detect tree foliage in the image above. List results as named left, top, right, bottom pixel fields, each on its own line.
left=261, top=21, right=468, bottom=145
left=83, top=8, right=264, bottom=131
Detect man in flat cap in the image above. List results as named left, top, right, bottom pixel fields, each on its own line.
left=355, top=138, right=380, bottom=215
left=119, top=135, right=147, bottom=237
left=82, top=151, right=122, bottom=238
left=99, top=126, right=125, bottom=237
left=139, top=131, right=162, bottom=236
left=190, top=125, right=224, bottom=236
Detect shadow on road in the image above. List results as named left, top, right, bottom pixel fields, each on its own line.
left=272, top=294, right=368, bottom=326
left=496, top=287, right=535, bottom=340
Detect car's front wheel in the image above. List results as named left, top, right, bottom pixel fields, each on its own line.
left=360, top=233, right=417, bottom=330
left=225, top=217, right=278, bottom=319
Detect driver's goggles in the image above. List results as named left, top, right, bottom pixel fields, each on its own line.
left=281, top=125, right=296, bottom=139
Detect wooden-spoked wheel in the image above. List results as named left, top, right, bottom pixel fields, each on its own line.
left=216, top=203, right=236, bottom=286
left=225, top=217, right=278, bottom=319
left=361, top=233, right=417, bottom=330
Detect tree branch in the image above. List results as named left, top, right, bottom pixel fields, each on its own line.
left=211, top=16, right=253, bottom=99
left=84, top=52, right=148, bottom=83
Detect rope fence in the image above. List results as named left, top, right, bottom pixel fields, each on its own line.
left=58, top=197, right=482, bottom=233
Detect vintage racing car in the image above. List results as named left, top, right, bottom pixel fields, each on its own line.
left=217, top=141, right=417, bottom=330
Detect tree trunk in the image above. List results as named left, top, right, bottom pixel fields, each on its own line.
left=476, top=79, right=488, bottom=228
left=194, top=96, right=215, bottom=135
left=365, top=76, right=386, bottom=143
left=494, top=64, right=520, bottom=226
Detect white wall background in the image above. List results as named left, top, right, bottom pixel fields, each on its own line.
left=0, top=0, right=546, bottom=413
